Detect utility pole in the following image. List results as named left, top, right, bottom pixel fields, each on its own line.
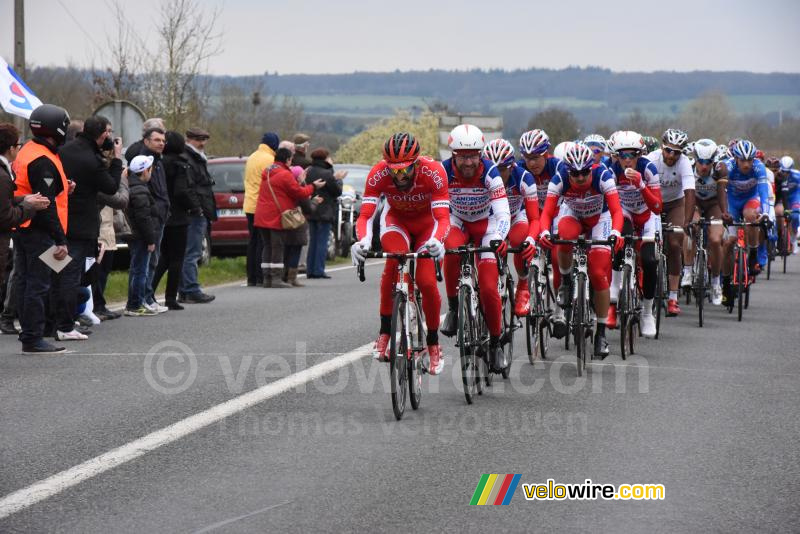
left=13, top=0, right=26, bottom=133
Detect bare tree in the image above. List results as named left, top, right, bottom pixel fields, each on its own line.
left=678, top=92, right=737, bottom=142
left=141, top=0, right=223, bottom=130
left=92, top=0, right=145, bottom=105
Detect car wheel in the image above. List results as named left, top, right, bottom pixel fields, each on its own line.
left=200, top=228, right=211, bottom=266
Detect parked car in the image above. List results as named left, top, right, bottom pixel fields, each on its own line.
left=205, top=157, right=249, bottom=263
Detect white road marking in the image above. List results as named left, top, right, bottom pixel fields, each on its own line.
left=191, top=501, right=293, bottom=533
left=0, top=342, right=373, bottom=520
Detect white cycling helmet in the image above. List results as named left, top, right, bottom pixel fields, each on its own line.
left=519, top=129, right=550, bottom=155
left=779, top=156, right=794, bottom=172
left=563, top=143, right=595, bottom=171
left=552, top=141, right=574, bottom=161
left=715, top=144, right=732, bottom=163
left=448, top=124, right=485, bottom=152
left=482, top=138, right=515, bottom=166
left=693, top=139, right=718, bottom=161
left=662, top=128, right=689, bottom=148
left=683, top=141, right=695, bottom=156
left=583, top=134, right=607, bottom=150
left=608, top=130, right=645, bottom=154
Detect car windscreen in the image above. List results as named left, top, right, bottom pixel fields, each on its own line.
left=209, top=162, right=246, bottom=193
left=337, top=166, right=370, bottom=195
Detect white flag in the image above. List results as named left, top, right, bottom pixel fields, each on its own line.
left=0, top=56, right=42, bottom=119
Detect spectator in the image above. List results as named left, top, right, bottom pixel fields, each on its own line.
left=292, top=133, right=312, bottom=169
left=125, top=118, right=165, bottom=162
left=124, top=156, right=158, bottom=316
left=306, top=148, right=343, bottom=279
left=66, top=120, right=83, bottom=143
left=13, top=104, right=71, bottom=354
left=56, top=115, right=123, bottom=340
left=281, top=164, right=317, bottom=287
left=244, top=132, right=279, bottom=287
left=93, top=168, right=129, bottom=321
left=254, top=147, right=324, bottom=288
left=179, top=127, right=217, bottom=304
left=0, top=123, right=49, bottom=334
left=152, top=131, right=197, bottom=310
left=137, top=127, right=170, bottom=313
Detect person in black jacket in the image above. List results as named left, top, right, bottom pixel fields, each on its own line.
left=151, top=131, right=198, bottom=310
left=54, top=115, right=122, bottom=340
left=306, top=148, right=344, bottom=278
left=125, top=156, right=159, bottom=316
left=0, top=123, right=49, bottom=335
left=179, top=127, right=217, bottom=304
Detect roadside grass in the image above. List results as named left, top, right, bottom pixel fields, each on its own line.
left=104, top=255, right=351, bottom=304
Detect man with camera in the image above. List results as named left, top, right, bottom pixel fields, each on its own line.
left=55, top=115, right=123, bottom=340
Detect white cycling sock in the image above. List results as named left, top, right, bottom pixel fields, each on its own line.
left=712, top=276, right=721, bottom=288
left=641, top=298, right=654, bottom=316
left=683, top=265, right=692, bottom=276
left=669, top=290, right=678, bottom=301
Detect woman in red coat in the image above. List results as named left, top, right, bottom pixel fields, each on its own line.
left=254, top=147, right=324, bottom=287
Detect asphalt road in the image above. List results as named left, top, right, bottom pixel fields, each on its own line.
left=1, top=258, right=799, bottom=533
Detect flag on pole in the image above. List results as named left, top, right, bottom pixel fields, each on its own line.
left=0, top=56, right=43, bottom=119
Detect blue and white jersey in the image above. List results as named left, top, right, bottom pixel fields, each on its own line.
left=549, top=164, right=617, bottom=222
left=443, top=157, right=511, bottom=238
left=505, top=164, right=537, bottom=218
left=784, top=169, right=800, bottom=200
left=725, top=158, right=770, bottom=212
left=610, top=158, right=660, bottom=215
left=518, top=156, right=565, bottom=208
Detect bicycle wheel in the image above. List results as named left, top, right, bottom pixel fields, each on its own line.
left=408, top=298, right=423, bottom=411
left=767, top=240, right=772, bottom=280
left=736, top=249, right=745, bottom=322
left=783, top=225, right=790, bottom=273
left=457, top=285, right=477, bottom=405
left=696, top=250, right=706, bottom=328
left=654, top=254, right=665, bottom=339
left=619, top=265, right=631, bottom=360
left=575, top=273, right=587, bottom=377
left=389, top=294, right=408, bottom=420
left=526, top=276, right=535, bottom=364
left=501, top=276, right=514, bottom=379
left=540, top=276, right=552, bottom=361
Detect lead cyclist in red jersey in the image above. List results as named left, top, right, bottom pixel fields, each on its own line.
left=351, top=133, right=451, bottom=374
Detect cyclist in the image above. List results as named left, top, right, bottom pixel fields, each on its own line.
left=681, top=139, right=729, bottom=305
left=767, top=157, right=789, bottom=252
left=584, top=134, right=612, bottom=167
left=606, top=131, right=662, bottom=337
left=538, top=143, right=624, bottom=358
left=647, top=128, right=695, bottom=316
left=350, top=133, right=451, bottom=374
left=777, top=156, right=800, bottom=249
left=440, top=124, right=511, bottom=372
left=755, top=150, right=777, bottom=268
left=482, top=138, right=540, bottom=317
left=719, top=140, right=770, bottom=300
left=643, top=136, right=660, bottom=154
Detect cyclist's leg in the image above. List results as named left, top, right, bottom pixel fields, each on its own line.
left=556, top=209, right=581, bottom=286
left=706, top=204, right=724, bottom=283
left=507, top=215, right=529, bottom=280
left=473, top=219, right=503, bottom=338
left=742, top=197, right=762, bottom=246
left=610, top=216, right=634, bottom=308
left=790, top=199, right=800, bottom=235
left=589, top=212, right=613, bottom=355
left=683, top=206, right=701, bottom=270
left=409, top=220, right=441, bottom=336
left=379, top=215, right=411, bottom=321
left=443, top=216, right=467, bottom=306
left=664, top=198, right=685, bottom=300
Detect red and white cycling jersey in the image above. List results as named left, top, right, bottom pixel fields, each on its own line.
left=442, top=157, right=511, bottom=240
left=356, top=156, right=450, bottom=243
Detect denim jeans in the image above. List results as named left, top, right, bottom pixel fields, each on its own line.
left=180, top=215, right=206, bottom=296
left=307, top=221, right=331, bottom=277
left=127, top=240, right=151, bottom=310
left=144, top=223, right=165, bottom=305
left=13, top=230, right=55, bottom=345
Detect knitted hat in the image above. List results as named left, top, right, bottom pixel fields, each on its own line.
left=261, top=132, right=280, bottom=151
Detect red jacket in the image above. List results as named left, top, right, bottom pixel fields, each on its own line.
left=254, top=161, right=314, bottom=230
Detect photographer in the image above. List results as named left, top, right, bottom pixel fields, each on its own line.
left=56, top=116, right=122, bottom=340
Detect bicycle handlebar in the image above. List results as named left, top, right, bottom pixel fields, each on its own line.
left=549, top=235, right=617, bottom=247
left=356, top=252, right=442, bottom=283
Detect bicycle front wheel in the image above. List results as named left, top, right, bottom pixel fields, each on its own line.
left=620, top=265, right=631, bottom=360
left=655, top=254, right=665, bottom=339
left=696, top=250, right=706, bottom=328
left=457, top=285, right=477, bottom=405
left=575, top=273, right=587, bottom=377
left=501, top=276, right=514, bottom=379
left=389, top=295, right=409, bottom=420
left=736, top=249, right=745, bottom=322
left=408, top=298, right=423, bottom=411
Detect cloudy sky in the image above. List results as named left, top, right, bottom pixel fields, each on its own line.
left=1, top=0, right=799, bottom=75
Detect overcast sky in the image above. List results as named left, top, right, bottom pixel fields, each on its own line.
left=1, top=0, right=799, bottom=76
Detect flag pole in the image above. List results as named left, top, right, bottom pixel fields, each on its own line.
left=13, top=0, right=26, bottom=134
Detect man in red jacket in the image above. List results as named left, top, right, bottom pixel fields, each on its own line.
left=254, top=147, right=324, bottom=287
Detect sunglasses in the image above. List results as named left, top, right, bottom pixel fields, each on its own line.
left=569, top=168, right=592, bottom=177
left=590, top=147, right=604, bottom=154
left=663, top=147, right=682, bottom=156
left=389, top=163, right=415, bottom=176
left=617, top=151, right=638, bottom=160
left=454, top=153, right=480, bottom=162
left=696, top=158, right=714, bottom=165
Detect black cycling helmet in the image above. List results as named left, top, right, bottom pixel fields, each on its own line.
left=29, top=104, right=71, bottom=145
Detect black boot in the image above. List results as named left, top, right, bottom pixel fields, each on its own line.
left=0, top=317, right=19, bottom=335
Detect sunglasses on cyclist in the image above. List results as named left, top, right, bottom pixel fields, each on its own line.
left=663, top=146, right=682, bottom=156
left=696, top=158, right=714, bottom=165
left=590, top=147, right=604, bottom=154
left=388, top=163, right=415, bottom=176
left=617, top=151, right=638, bottom=160
left=569, top=168, right=592, bottom=177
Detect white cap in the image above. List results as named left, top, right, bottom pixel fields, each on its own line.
left=129, top=155, right=154, bottom=174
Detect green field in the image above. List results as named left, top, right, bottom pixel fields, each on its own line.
left=284, top=94, right=428, bottom=112
left=627, top=94, right=800, bottom=117
left=493, top=97, right=607, bottom=110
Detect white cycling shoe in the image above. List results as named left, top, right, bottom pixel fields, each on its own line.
left=711, top=285, right=723, bottom=306
left=640, top=313, right=657, bottom=338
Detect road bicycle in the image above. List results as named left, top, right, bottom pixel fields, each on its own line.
left=357, top=252, right=442, bottom=420
left=550, top=235, right=616, bottom=377
left=524, top=247, right=554, bottom=364
left=654, top=223, right=683, bottom=339
left=617, top=234, right=653, bottom=359
left=725, top=221, right=763, bottom=322
left=687, top=218, right=723, bottom=327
